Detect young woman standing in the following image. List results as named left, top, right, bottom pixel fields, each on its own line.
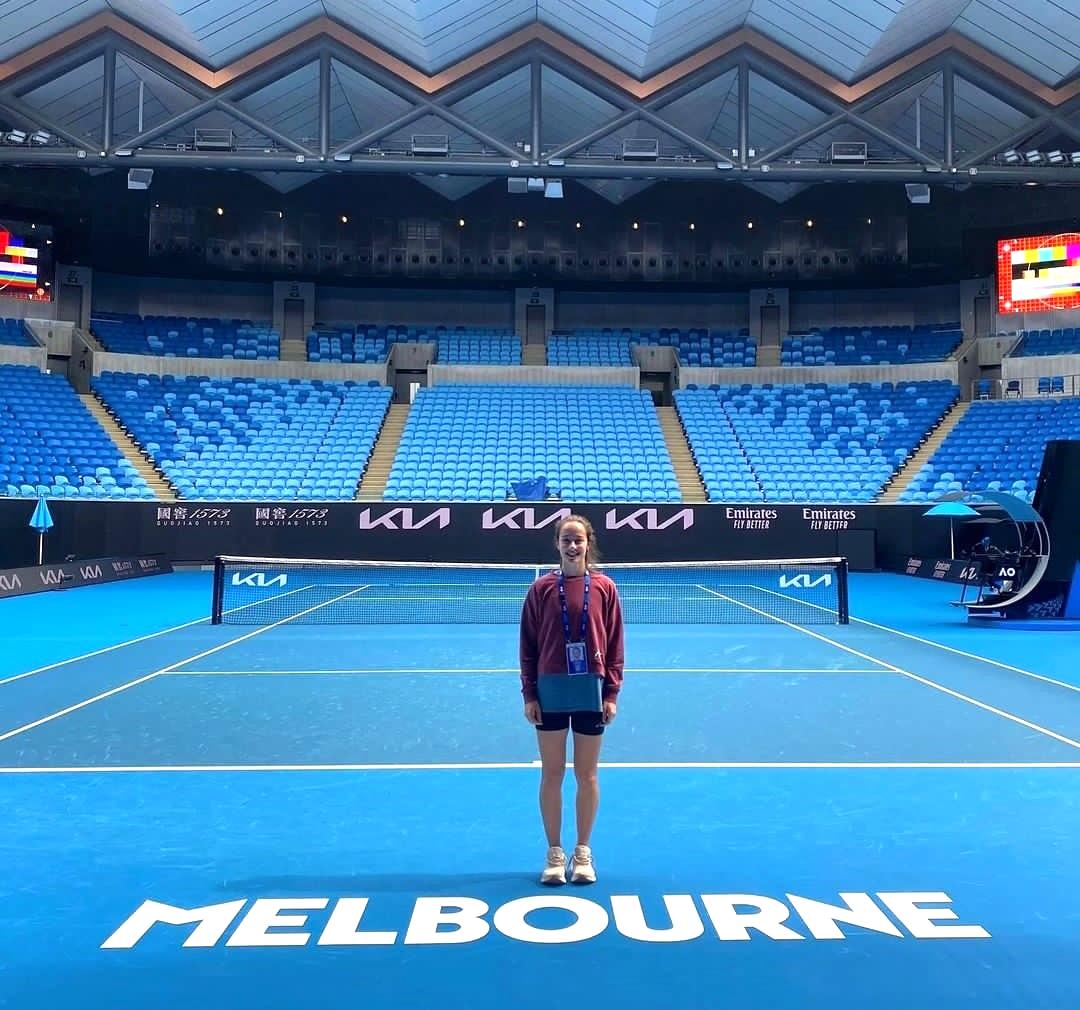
left=519, top=514, right=625, bottom=885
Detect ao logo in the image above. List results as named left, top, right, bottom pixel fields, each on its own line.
left=778, top=573, right=833, bottom=589
left=231, top=572, right=287, bottom=589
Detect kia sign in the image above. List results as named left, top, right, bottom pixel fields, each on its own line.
left=0, top=555, right=173, bottom=600
left=357, top=507, right=452, bottom=531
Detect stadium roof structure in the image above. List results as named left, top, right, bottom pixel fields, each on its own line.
left=1, top=1, right=1080, bottom=202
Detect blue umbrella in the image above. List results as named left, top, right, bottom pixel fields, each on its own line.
left=923, top=500, right=980, bottom=559
left=29, top=493, right=54, bottom=564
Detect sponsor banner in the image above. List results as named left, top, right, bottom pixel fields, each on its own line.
left=0, top=501, right=951, bottom=570
left=902, top=557, right=984, bottom=584
left=0, top=554, right=173, bottom=600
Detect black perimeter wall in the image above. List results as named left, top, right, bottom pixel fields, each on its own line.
left=0, top=500, right=947, bottom=570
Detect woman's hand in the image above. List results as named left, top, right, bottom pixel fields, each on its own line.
left=524, top=701, right=542, bottom=725
left=602, top=700, right=617, bottom=724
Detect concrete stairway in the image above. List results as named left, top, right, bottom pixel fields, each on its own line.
left=81, top=393, right=177, bottom=501
left=279, top=338, right=307, bottom=363
left=522, top=343, right=546, bottom=365
left=877, top=400, right=972, bottom=502
left=356, top=403, right=410, bottom=499
left=657, top=405, right=708, bottom=502
left=755, top=345, right=780, bottom=367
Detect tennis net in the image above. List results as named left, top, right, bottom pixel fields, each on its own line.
left=212, top=556, right=848, bottom=626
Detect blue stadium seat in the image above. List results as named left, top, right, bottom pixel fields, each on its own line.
left=0, top=364, right=155, bottom=500
left=782, top=324, right=962, bottom=366
left=676, top=380, right=959, bottom=503
left=384, top=385, right=680, bottom=502
left=900, top=397, right=1080, bottom=504
left=90, top=313, right=281, bottom=360
left=93, top=373, right=392, bottom=500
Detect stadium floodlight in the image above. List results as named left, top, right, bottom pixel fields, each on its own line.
left=1024, top=150, right=1042, bottom=163
left=1046, top=150, right=1065, bottom=164
left=30, top=130, right=50, bottom=145
left=5, top=129, right=27, bottom=144
left=1002, top=149, right=1020, bottom=163
left=332, top=152, right=352, bottom=162
left=1071, top=152, right=1080, bottom=165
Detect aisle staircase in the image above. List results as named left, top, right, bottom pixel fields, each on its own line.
left=657, top=405, right=708, bottom=502
left=81, top=393, right=176, bottom=501
left=877, top=400, right=972, bottom=502
left=356, top=403, right=410, bottom=499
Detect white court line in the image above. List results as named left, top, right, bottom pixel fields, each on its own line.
left=0, top=761, right=1077, bottom=774
left=0, top=586, right=370, bottom=745
left=696, top=585, right=1080, bottom=752
left=163, top=667, right=887, bottom=676
left=751, top=584, right=1080, bottom=696
left=0, top=584, right=314, bottom=688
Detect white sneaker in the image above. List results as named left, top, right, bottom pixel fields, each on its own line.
left=540, top=846, right=567, bottom=886
left=570, top=844, right=596, bottom=885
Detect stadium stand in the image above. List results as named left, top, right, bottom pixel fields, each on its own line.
left=307, top=324, right=520, bottom=364
left=0, top=317, right=35, bottom=346
left=899, top=397, right=1080, bottom=503
left=1011, top=327, right=1080, bottom=357
left=93, top=372, right=391, bottom=500
left=90, top=313, right=280, bottom=359
left=781, top=324, right=962, bottom=365
left=1, top=364, right=154, bottom=499
left=675, top=380, right=960, bottom=503
left=548, top=328, right=755, bottom=366
left=384, top=384, right=681, bottom=502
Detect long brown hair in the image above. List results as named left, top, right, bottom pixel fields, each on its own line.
left=554, top=514, right=602, bottom=570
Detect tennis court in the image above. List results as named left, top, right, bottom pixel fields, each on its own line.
left=1, top=564, right=1078, bottom=1010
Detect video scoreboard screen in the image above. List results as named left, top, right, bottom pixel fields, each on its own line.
left=997, top=232, right=1080, bottom=312
left=0, top=218, right=52, bottom=302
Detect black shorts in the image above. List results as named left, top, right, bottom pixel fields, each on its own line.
left=537, top=710, right=605, bottom=735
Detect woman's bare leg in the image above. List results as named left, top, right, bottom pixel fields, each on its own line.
left=536, top=728, right=568, bottom=846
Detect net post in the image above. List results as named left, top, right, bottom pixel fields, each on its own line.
left=211, top=556, right=224, bottom=624
left=837, top=557, right=850, bottom=624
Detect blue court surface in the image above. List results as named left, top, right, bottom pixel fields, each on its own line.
left=1, top=569, right=1078, bottom=1009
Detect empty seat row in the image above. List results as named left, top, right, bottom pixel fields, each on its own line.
left=386, top=384, right=680, bottom=502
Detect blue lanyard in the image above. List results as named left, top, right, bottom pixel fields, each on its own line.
left=557, top=571, right=590, bottom=644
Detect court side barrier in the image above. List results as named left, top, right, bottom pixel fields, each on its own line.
left=0, top=555, right=173, bottom=600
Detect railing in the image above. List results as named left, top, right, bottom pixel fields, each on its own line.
left=970, top=373, right=1080, bottom=400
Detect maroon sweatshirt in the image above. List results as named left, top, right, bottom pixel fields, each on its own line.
left=519, top=569, right=625, bottom=705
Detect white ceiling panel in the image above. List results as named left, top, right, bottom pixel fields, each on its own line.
left=0, top=0, right=105, bottom=63
left=540, top=66, right=620, bottom=150
left=20, top=55, right=105, bottom=142
left=236, top=61, right=321, bottom=146
left=538, top=0, right=660, bottom=75
left=4, top=1, right=1080, bottom=87
left=954, top=0, right=1080, bottom=86
left=643, top=0, right=751, bottom=74
left=747, top=0, right=905, bottom=82
left=857, top=0, right=971, bottom=78
left=449, top=64, right=532, bottom=148
left=656, top=69, right=739, bottom=148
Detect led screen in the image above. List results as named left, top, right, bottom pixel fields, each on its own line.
left=0, top=218, right=52, bottom=302
left=997, top=232, right=1080, bottom=312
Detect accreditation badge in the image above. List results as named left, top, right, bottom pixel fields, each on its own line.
left=565, top=641, right=589, bottom=676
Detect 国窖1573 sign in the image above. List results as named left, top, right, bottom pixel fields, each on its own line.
left=102, top=891, right=990, bottom=949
